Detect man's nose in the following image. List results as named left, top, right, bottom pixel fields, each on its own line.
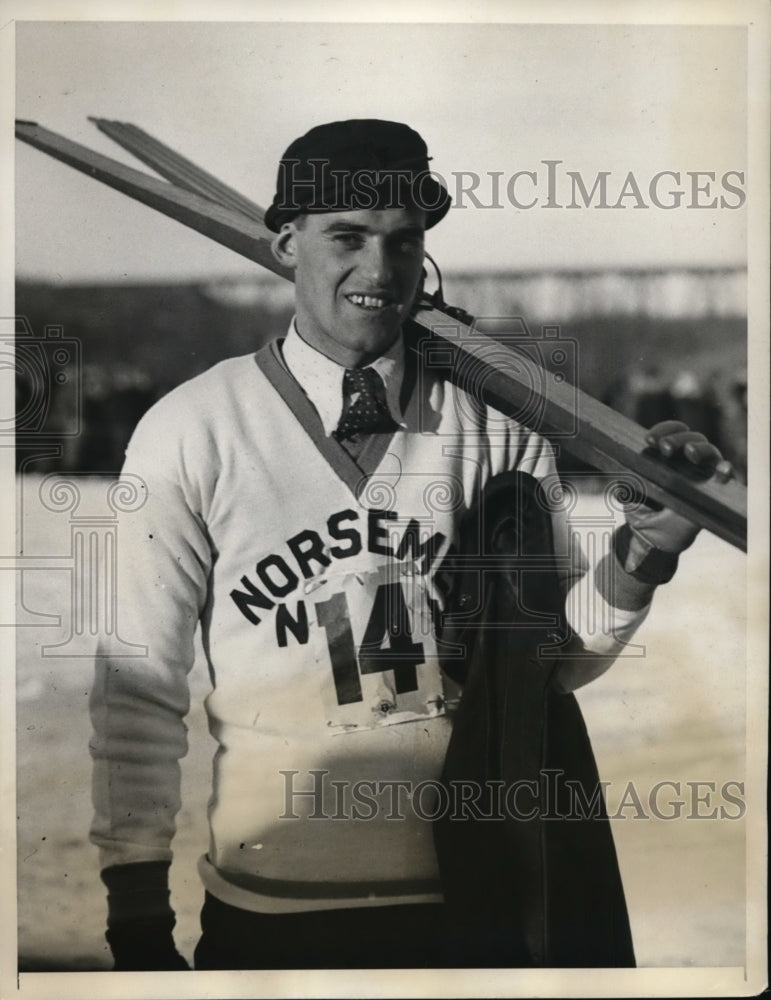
left=361, top=239, right=395, bottom=285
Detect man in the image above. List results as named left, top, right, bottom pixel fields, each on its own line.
left=89, top=119, right=730, bottom=971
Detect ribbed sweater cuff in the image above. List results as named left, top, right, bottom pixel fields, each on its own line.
left=594, top=524, right=669, bottom=612
left=101, top=860, right=175, bottom=926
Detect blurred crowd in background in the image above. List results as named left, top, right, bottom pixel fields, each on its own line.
left=604, top=365, right=747, bottom=481
left=14, top=268, right=748, bottom=483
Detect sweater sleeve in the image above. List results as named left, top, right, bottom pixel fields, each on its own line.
left=89, top=404, right=213, bottom=871
left=499, top=427, right=655, bottom=693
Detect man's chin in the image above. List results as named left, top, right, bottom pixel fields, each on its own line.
left=344, top=314, right=403, bottom=347
left=346, top=335, right=401, bottom=367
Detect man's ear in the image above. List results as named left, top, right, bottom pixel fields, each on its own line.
left=271, top=223, right=299, bottom=269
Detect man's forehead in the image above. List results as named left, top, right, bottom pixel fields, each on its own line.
left=302, top=207, right=427, bottom=234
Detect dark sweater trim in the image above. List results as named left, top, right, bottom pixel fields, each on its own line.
left=254, top=338, right=419, bottom=495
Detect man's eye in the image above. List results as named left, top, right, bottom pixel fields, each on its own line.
left=334, top=233, right=364, bottom=249
left=392, top=235, right=424, bottom=255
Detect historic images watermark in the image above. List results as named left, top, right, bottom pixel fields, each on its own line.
left=440, top=165, right=746, bottom=211
left=5, top=314, right=150, bottom=654
left=272, top=159, right=746, bottom=214
left=279, top=769, right=746, bottom=823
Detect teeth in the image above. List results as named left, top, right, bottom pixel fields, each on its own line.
left=347, top=294, right=390, bottom=309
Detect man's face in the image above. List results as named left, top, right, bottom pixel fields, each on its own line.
left=275, top=206, right=427, bottom=368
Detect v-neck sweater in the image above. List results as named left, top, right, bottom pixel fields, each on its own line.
left=90, top=339, right=650, bottom=913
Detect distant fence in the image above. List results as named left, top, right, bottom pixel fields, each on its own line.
left=444, top=267, right=746, bottom=321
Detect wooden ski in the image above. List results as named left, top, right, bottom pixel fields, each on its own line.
left=15, top=119, right=747, bottom=550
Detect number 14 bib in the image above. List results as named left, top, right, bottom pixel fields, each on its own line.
left=310, top=561, right=448, bottom=734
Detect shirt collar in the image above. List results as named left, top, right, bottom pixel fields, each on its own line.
left=280, top=318, right=406, bottom=436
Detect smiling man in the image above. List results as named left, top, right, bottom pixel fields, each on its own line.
left=89, top=119, right=730, bottom=972
left=275, top=209, right=427, bottom=367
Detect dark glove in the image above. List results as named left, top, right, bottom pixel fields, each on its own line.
left=102, top=860, right=190, bottom=971
left=620, top=420, right=734, bottom=582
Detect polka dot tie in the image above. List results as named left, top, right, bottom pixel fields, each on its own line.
left=335, top=367, right=397, bottom=440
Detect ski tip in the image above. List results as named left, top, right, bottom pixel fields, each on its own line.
left=89, top=116, right=125, bottom=127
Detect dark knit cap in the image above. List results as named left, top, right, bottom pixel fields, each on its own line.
left=264, top=119, right=451, bottom=232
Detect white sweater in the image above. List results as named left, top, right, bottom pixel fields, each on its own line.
left=90, top=337, right=649, bottom=912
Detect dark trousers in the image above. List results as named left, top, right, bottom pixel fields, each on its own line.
left=193, top=892, right=535, bottom=969
left=194, top=893, right=449, bottom=969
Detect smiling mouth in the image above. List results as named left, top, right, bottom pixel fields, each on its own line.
left=345, top=293, right=397, bottom=311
